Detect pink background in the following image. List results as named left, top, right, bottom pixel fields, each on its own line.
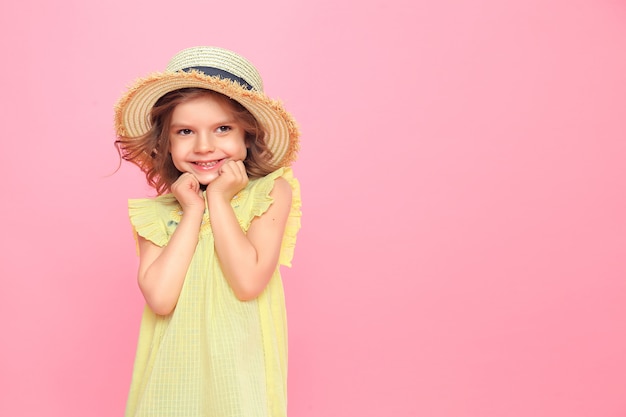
left=1, top=0, right=625, bottom=416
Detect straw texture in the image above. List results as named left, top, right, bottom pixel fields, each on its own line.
left=115, top=47, right=299, bottom=168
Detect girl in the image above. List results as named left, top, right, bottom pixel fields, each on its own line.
left=114, top=46, right=301, bottom=417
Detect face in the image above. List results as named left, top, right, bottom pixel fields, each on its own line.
left=168, top=95, right=247, bottom=185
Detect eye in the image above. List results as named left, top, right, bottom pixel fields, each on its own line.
left=177, top=128, right=193, bottom=136
left=216, top=125, right=232, bottom=134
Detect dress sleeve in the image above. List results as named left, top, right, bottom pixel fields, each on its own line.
left=128, top=198, right=170, bottom=255
left=248, top=168, right=302, bottom=268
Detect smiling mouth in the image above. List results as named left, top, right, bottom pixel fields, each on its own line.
left=194, top=159, right=222, bottom=168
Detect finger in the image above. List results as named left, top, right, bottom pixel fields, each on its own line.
left=178, top=171, right=194, bottom=182
left=183, top=172, right=200, bottom=192
left=232, top=161, right=243, bottom=178
left=218, top=159, right=231, bottom=175
left=227, top=160, right=245, bottom=182
left=191, top=177, right=200, bottom=193
left=235, top=160, right=247, bottom=177
left=225, top=160, right=241, bottom=180
left=185, top=171, right=199, bottom=184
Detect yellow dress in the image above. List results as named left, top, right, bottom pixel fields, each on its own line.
left=125, top=168, right=301, bottom=417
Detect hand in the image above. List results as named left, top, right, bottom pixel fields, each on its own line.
left=207, top=159, right=249, bottom=202
left=171, top=172, right=205, bottom=215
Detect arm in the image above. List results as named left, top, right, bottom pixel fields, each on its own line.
left=208, top=161, right=292, bottom=301
left=137, top=173, right=205, bottom=315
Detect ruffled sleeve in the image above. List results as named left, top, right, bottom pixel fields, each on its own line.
left=242, top=167, right=302, bottom=267
left=128, top=197, right=173, bottom=255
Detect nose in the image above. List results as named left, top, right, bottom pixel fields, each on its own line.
left=194, top=132, right=215, bottom=153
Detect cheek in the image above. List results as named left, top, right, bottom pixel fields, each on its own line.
left=168, top=145, right=185, bottom=169
left=223, top=136, right=247, bottom=158
left=171, top=159, right=184, bottom=172
left=238, top=142, right=248, bottom=155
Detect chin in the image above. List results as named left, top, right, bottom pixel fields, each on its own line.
left=197, top=175, right=218, bottom=185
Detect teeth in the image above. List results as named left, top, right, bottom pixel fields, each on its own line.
left=196, top=161, right=218, bottom=167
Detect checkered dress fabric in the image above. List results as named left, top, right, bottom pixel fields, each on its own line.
left=125, top=168, right=301, bottom=417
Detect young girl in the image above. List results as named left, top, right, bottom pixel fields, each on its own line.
left=114, top=46, right=301, bottom=417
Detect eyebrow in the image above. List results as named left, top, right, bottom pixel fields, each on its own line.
left=169, top=123, right=192, bottom=131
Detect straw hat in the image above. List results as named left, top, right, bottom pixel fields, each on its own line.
left=115, top=46, right=299, bottom=167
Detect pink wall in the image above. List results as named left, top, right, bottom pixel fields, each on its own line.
left=1, top=0, right=625, bottom=416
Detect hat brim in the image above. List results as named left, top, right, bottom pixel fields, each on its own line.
left=115, top=70, right=299, bottom=167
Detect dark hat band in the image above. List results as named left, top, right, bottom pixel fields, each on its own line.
left=183, top=66, right=254, bottom=91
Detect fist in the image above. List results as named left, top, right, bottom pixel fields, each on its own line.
left=208, top=160, right=249, bottom=201
left=171, top=172, right=205, bottom=213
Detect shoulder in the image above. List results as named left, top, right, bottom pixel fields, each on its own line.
left=249, top=167, right=297, bottom=195
left=129, top=194, right=178, bottom=209
left=231, top=169, right=294, bottom=231
left=270, top=176, right=292, bottom=201
left=128, top=194, right=180, bottom=232
left=249, top=170, right=293, bottom=207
